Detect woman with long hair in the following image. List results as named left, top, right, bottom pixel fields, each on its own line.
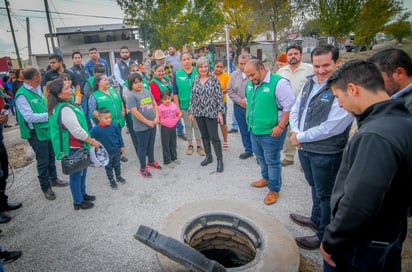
left=47, top=78, right=100, bottom=210
left=188, top=57, right=225, bottom=173
left=213, top=60, right=230, bottom=150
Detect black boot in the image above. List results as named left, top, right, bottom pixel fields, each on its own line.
left=201, top=155, right=213, bottom=166
left=217, top=159, right=224, bottom=172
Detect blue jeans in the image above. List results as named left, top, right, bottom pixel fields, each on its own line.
left=81, top=96, right=92, bottom=130
left=28, top=135, right=58, bottom=191
left=231, top=111, right=238, bottom=130
left=233, top=104, right=252, bottom=153
left=176, top=119, right=184, bottom=135
left=69, top=149, right=88, bottom=205
left=298, top=150, right=342, bottom=240
left=135, top=127, right=156, bottom=169
left=250, top=129, right=287, bottom=192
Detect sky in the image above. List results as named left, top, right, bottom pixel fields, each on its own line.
left=1, top=0, right=412, bottom=60
left=0, top=0, right=124, bottom=59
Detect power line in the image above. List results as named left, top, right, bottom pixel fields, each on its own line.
left=0, top=7, right=123, bottom=20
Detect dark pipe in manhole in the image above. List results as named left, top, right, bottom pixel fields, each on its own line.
left=183, top=213, right=262, bottom=268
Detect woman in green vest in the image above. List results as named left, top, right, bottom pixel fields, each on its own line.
left=149, top=64, right=172, bottom=105
left=47, top=78, right=100, bottom=210
left=172, top=52, right=205, bottom=156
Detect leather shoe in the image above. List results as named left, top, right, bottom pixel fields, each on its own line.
left=74, top=201, right=94, bottom=210
left=3, top=202, right=22, bottom=211
left=51, top=179, right=68, bottom=187
left=264, top=191, right=279, bottom=205
left=251, top=178, right=268, bottom=188
left=295, top=235, right=321, bottom=250
left=239, top=152, right=253, bottom=160
left=83, top=194, right=96, bottom=201
left=0, top=250, right=22, bottom=263
left=281, top=159, right=294, bottom=167
left=43, top=189, right=56, bottom=200
left=216, top=159, right=224, bottom=172
left=289, top=213, right=318, bottom=232
left=200, top=155, right=213, bottom=166
left=177, top=134, right=188, bottom=141
left=228, top=128, right=238, bottom=133
left=0, top=212, right=11, bottom=224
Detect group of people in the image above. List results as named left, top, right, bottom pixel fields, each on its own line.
left=0, top=41, right=411, bottom=271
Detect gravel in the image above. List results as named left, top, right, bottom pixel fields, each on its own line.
left=1, top=100, right=322, bottom=271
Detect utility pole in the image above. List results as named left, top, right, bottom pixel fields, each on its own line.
left=5, top=0, right=22, bottom=68
left=44, top=0, right=56, bottom=54
left=26, top=17, right=34, bottom=65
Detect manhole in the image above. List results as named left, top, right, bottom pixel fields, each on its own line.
left=183, top=213, right=262, bottom=268
left=156, top=200, right=300, bottom=272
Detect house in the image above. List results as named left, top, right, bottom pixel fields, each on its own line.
left=33, top=23, right=146, bottom=75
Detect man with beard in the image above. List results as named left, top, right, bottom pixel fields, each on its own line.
left=166, top=45, right=181, bottom=71
left=114, top=46, right=135, bottom=96
left=85, top=47, right=109, bottom=76
left=41, top=54, right=78, bottom=97
left=277, top=45, right=314, bottom=167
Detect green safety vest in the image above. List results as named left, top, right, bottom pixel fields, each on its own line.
left=92, top=87, right=125, bottom=127
left=151, top=75, right=172, bottom=92
left=246, top=73, right=282, bottom=135
left=175, top=69, right=197, bottom=110
left=49, top=102, right=90, bottom=160
left=15, top=86, right=50, bottom=140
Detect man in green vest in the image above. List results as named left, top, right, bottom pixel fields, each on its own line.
left=244, top=59, right=295, bottom=205
left=15, top=67, right=68, bottom=201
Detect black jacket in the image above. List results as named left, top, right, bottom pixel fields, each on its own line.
left=322, top=100, right=412, bottom=254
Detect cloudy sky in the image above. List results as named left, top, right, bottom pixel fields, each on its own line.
left=0, top=0, right=123, bottom=58
left=1, top=0, right=412, bottom=60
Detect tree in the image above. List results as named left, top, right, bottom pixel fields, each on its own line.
left=117, top=0, right=224, bottom=50
left=384, top=12, right=412, bottom=43
left=301, top=18, right=321, bottom=38
left=313, top=0, right=363, bottom=44
left=220, top=0, right=264, bottom=55
left=354, top=0, right=403, bottom=49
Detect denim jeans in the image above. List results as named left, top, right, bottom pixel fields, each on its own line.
left=250, top=129, right=287, bottom=192
left=105, top=150, right=121, bottom=180
left=176, top=119, right=184, bottom=135
left=135, top=127, right=156, bottom=169
left=80, top=96, right=92, bottom=130
left=28, top=135, right=57, bottom=192
left=231, top=112, right=238, bottom=130
left=298, top=150, right=343, bottom=240
left=233, top=104, right=252, bottom=154
left=69, top=149, right=88, bottom=205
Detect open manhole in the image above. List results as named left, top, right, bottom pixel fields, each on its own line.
left=182, top=213, right=262, bottom=269
left=136, top=200, right=299, bottom=272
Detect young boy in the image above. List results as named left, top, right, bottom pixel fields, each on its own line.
left=90, top=108, right=126, bottom=189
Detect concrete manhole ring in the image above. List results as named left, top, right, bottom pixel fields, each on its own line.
left=158, top=200, right=299, bottom=272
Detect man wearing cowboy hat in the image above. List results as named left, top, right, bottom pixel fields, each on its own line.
left=149, top=50, right=174, bottom=82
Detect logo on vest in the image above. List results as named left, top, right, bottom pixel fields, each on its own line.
left=263, top=87, right=270, bottom=93
left=321, top=92, right=331, bottom=103
left=178, top=77, right=187, bottom=81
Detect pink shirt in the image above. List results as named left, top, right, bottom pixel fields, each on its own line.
left=158, top=102, right=180, bottom=128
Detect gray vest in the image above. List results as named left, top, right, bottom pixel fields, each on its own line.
left=118, top=60, right=135, bottom=81
left=298, top=77, right=351, bottom=154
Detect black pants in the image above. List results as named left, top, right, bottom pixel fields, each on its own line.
left=161, top=125, right=177, bottom=164
left=0, top=141, right=9, bottom=210
left=195, top=117, right=222, bottom=160
left=126, top=113, right=139, bottom=156
left=104, top=150, right=121, bottom=181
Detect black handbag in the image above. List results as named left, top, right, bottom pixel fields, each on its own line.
left=58, top=106, right=90, bottom=175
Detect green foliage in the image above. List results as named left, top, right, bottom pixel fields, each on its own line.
left=384, top=12, right=412, bottom=43
left=354, top=0, right=403, bottom=48
left=117, top=0, right=224, bottom=50
left=314, top=0, right=363, bottom=43
left=301, top=19, right=321, bottom=37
